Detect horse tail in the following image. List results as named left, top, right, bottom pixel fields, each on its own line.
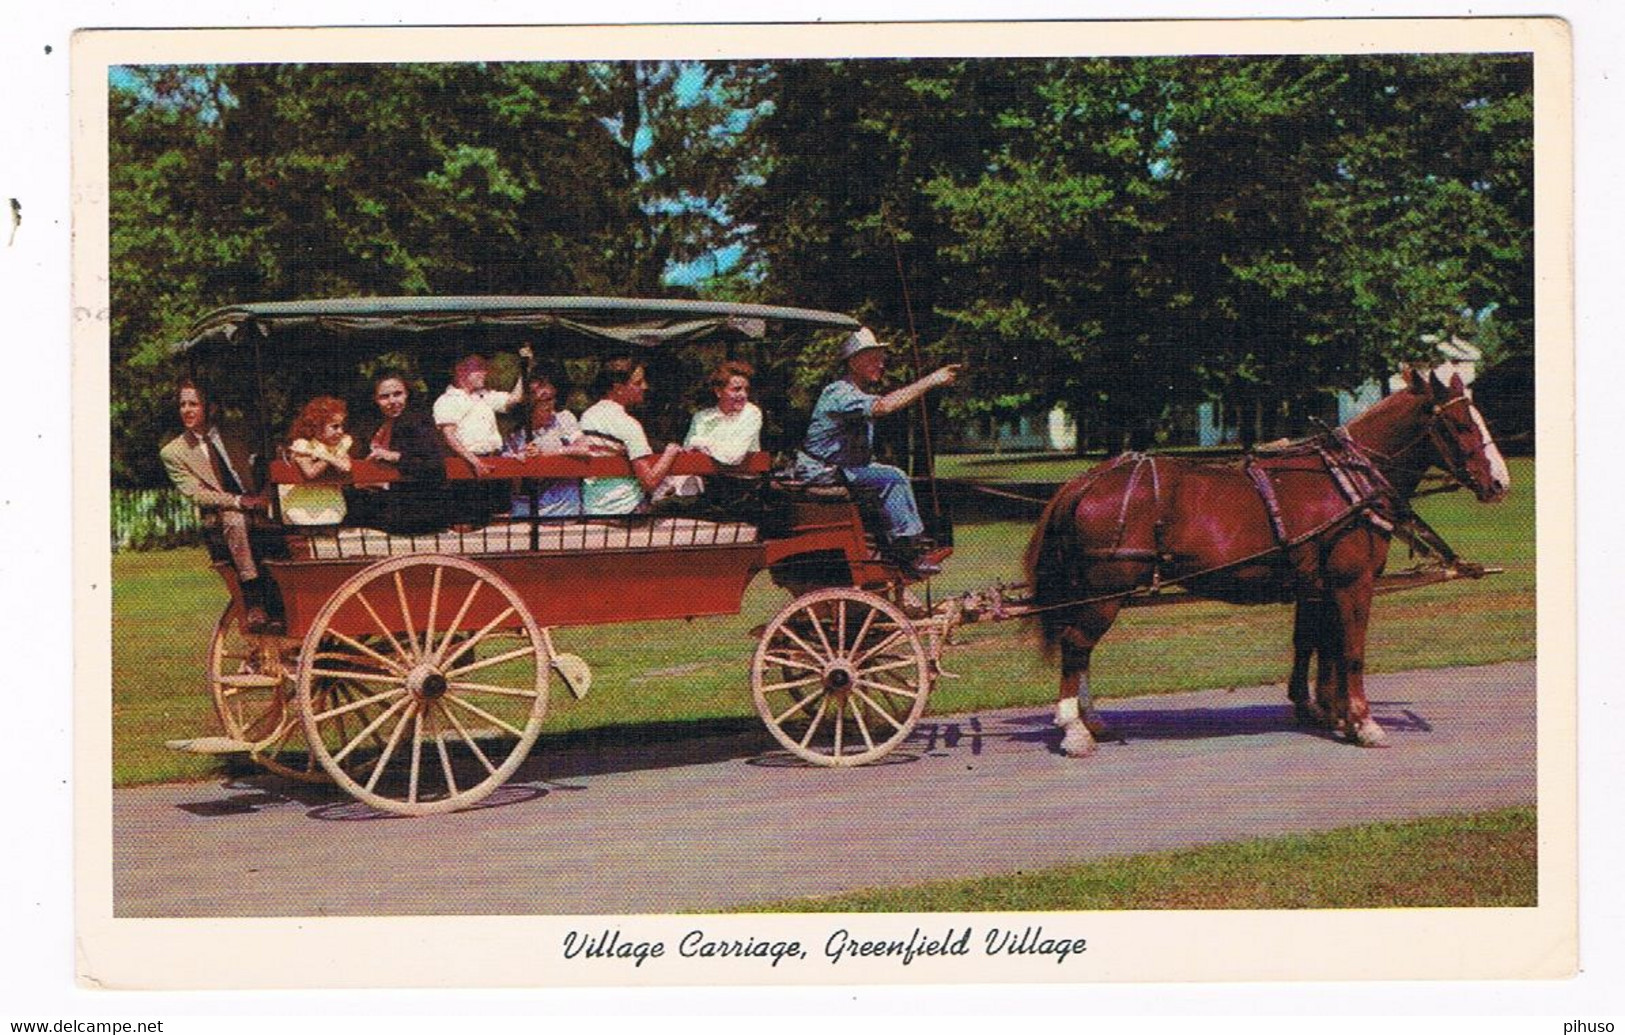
left=1023, top=471, right=1101, bottom=660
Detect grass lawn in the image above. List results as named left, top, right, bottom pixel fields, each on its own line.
left=734, top=807, right=1537, bottom=912
left=111, top=457, right=1535, bottom=786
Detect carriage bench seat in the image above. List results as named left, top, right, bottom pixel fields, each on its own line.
left=294, top=518, right=758, bottom=561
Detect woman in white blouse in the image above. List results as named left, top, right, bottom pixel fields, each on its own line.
left=661, top=360, right=762, bottom=500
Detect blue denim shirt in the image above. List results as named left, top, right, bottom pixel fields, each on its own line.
left=800, top=379, right=877, bottom=473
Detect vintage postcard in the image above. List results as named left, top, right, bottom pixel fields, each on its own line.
left=71, top=18, right=1574, bottom=989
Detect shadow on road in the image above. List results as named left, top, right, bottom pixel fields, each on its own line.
left=167, top=697, right=1437, bottom=819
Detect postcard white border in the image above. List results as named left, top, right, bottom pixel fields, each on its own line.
left=70, top=17, right=1576, bottom=990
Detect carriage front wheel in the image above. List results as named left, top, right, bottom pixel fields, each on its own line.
left=751, top=587, right=932, bottom=766
left=296, top=554, right=551, bottom=816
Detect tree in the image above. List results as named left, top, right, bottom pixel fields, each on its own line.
left=109, top=61, right=759, bottom=485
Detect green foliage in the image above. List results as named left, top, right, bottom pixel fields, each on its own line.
left=740, top=55, right=1533, bottom=450
left=109, top=61, right=760, bottom=486
left=109, top=56, right=1534, bottom=481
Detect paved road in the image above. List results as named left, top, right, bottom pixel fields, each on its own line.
left=112, top=660, right=1535, bottom=916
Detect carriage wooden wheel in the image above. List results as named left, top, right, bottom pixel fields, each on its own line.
left=295, top=554, right=551, bottom=816
left=751, top=587, right=932, bottom=766
left=207, top=606, right=328, bottom=782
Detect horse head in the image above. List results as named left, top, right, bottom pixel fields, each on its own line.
left=1402, top=366, right=1512, bottom=503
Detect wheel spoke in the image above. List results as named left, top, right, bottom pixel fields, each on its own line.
left=324, top=628, right=407, bottom=677
left=761, top=653, right=822, bottom=674
left=407, top=710, right=424, bottom=804
left=445, top=680, right=542, bottom=699
left=435, top=580, right=484, bottom=662
left=424, top=565, right=444, bottom=658
left=363, top=703, right=417, bottom=793
left=799, top=695, right=831, bottom=749
left=850, top=685, right=907, bottom=732
left=332, top=695, right=413, bottom=765
left=435, top=731, right=458, bottom=796
left=846, top=604, right=879, bottom=661
left=759, top=673, right=822, bottom=695
left=440, top=702, right=499, bottom=775
left=350, top=590, right=414, bottom=668
left=306, top=668, right=408, bottom=687
left=855, top=656, right=920, bottom=677
left=393, top=571, right=421, bottom=660
left=807, top=603, right=836, bottom=660
left=442, top=692, right=528, bottom=739
left=772, top=687, right=828, bottom=726
left=850, top=627, right=907, bottom=668
left=444, top=642, right=534, bottom=679
left=854, top=676, right=920, bottom=701
left=832, top=696, right=845, bottom=756
left=837, top=599, right=848, bottom=655
left=440, top=606, right=518, bottom=671
left=311, top=685, right=407, bottom=723
left=774, top=622, right=831, bottom=666
left=849, top=692, right=878, bottom=750
left=256, top=715, right=299, bottom=756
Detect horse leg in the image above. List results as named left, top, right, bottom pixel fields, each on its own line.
left=1288, top=597, right=1333, bottom=726
left=1051, top=601, right=1122, bottom=757
left=1329, top=575, right=1386, bottom=747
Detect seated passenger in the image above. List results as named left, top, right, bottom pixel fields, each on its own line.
left=661, top=359, right=763, bottom=500
left=795, top=327, right=961, bottom=578
left=346, top=373, right=454, bottom=534
left=577, top=357, right=682, bottom=515
left=434, top=346, right=532, bottom=521
left=503, top=368, right=591, bottom=518
left=159, top=378, right=280, bottom=632
left=280, top=396, right=352, bottom=526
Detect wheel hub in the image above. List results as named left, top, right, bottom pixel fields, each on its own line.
left=406, top=664, right=448, bottom=700
left=822, top=660, right=856, bottom=697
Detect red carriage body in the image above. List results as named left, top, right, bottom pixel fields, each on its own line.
left=173, top=297, right=953, bottom=815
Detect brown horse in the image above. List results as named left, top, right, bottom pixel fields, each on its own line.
left=1024, top=368, right=1510, bottom=756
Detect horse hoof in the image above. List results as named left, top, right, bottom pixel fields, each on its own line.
left=1060, top=721, right=1097, bottom=758
left=1353, top=721, right=1389, bottom=748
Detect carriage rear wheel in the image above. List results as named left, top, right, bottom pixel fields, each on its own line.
left=207, top=604, right=329, bottom=783
left=751, top=587, right=932, bottom=766
left=296, top=554, right=551, bottom=816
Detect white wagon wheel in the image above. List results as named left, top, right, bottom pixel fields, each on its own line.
left=297, top=554, right=551, bottom=816
left=751, top=587, right=932, bottom=766
left=206, top=604, right=329, bottom=783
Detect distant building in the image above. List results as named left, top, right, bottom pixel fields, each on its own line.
left=957, top=408, right=1077, bottom=452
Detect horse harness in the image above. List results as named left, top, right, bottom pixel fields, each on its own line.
left=1046, top=422, right=1472, bottom=614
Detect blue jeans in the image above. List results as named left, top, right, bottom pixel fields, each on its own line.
left=840, top=463, right=924, bottom=539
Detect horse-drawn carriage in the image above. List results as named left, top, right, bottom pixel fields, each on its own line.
left=169, top=297, right=957, bottom=815
left=164, top=294, right=1512, bottom=817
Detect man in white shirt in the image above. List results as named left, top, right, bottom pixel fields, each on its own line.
left=432, top=349, right=530, bottom=474
left=578, top=357, right=682, bottom=515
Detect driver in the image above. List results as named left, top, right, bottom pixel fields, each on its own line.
left=796, top=328, right=961, bottom=577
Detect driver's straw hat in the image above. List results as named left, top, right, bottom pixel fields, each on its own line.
left=840, top=327, right=888, bottom=363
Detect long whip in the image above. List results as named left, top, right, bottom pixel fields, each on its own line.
left=890, top=235, right=942, bottom=522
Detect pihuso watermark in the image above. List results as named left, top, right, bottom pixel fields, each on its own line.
left=1564, top=1024, right=1615, bottom=1034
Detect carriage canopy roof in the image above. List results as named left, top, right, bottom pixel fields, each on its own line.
left=174, top=296, right=862, bottom=360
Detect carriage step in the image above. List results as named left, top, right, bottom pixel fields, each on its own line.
left=165, top=736, right=259, bottom=755
left=215, top=673, right=282, bottom=688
